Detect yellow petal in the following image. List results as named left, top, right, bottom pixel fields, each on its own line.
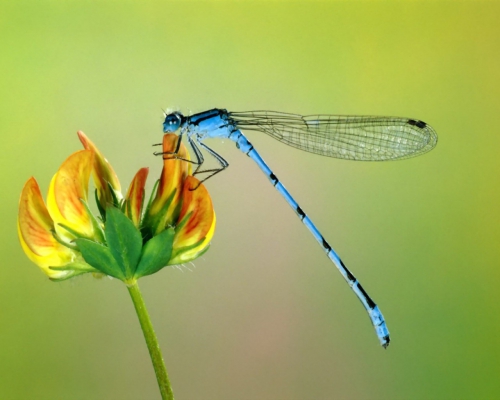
left=169, top=211, right=216, bottom=265
left=124, top=167, right=149, bottom=227
left=18, top=177, right=75, bottom=278
left=169, top=176, right=216, bottom=264
left=46, top=149, right=95, bottom=241
left=78, top=131, right=122, bottom=207
left=147, top=133, right=192, bottom=228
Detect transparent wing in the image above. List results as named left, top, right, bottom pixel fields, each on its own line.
left=229, top=110, right=438, bottom=161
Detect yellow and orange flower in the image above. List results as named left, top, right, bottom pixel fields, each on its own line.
left=17, top=132, right=216, bottom=282
left=143, top=134, right=216, bottom=265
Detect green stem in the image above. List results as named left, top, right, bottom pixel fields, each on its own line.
left=127, top=281, right=174, bottom=400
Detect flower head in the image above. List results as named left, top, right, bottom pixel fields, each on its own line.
left=18, top=131, right=215, bottom=282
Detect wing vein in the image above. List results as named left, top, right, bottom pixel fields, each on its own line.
left=229, top=111, right=438, bottom=161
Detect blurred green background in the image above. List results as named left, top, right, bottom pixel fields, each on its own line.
left=1, top=1, right=499, bottom=399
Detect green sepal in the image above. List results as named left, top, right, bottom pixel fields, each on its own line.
left=142, top=188, right=177, bottom=241
left=168, top=237, right=206, bottom=265
left=134, top=228, right=175, bottom=278
left=174, top=211, right=192, bottom=233
left=57, top=223, right=87, bottom=241
left=95, top=188, right=106, bottom=222
left=49, top=271, right=88, bottom=282
left=56, top=199, right=105, bottom=245
left=152, top=189, right=176, bottom=235
left=48, top=261, right=99, bottom=282
left=142, top=179, right=159, bottom=220
left=122, top=194, right=131, bottom=217
left=140, top=179, right=159, bottom=242
left=104, top=207, right=143, bottom=278
left=121, top=185, right=145, bottom=228
left=50, top=261, right=97, bottom=272
left=76, top=238, right=125, bottom=280
left=51, top=230, right=78, bottom=251
left=106, top=181, right=122, bottom=208
left=80, top=198, right=105, bottom=243
left=193, top=243, right=211, bottom=259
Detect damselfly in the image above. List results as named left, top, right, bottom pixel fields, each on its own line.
left=160, top=108, right=438, bottom=348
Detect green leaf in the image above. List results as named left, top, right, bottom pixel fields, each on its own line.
left=76, top=238, right=125, bottom=280
left=134, top=228, right=175, bottom=278
left=105, top=207, right=143, bottom=278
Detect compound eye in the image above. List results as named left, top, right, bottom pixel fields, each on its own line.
left=163, top=113, right=182, bottom=132
left=167, top=115, right=178, bottom=125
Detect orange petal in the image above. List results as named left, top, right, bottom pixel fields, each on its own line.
left=169, top=210, right=215, bottom=265
left=147, top=133, right=192, bottom=227
left=18, top=177, right=75, bottom=278
left=46, top=149, right=95, bottom=240
left=78, top=131, right=122, bottom=207
left=172, top=176, right=215, bottom=252
left=124, top=167, right=149, bottom=227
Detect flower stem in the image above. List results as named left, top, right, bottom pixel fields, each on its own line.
left=127, top=281, right=174, bottom=400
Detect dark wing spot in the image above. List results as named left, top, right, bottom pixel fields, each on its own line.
left=408, top=119, right=427, bottom=129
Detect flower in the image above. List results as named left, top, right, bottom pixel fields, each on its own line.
left=18, top=176, right=80, bottom=280
left=144, top=134, right=216, bottom=265
left=77, top=131, right=123, bottom=212
left=18, top=131, right=216, bottom=282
